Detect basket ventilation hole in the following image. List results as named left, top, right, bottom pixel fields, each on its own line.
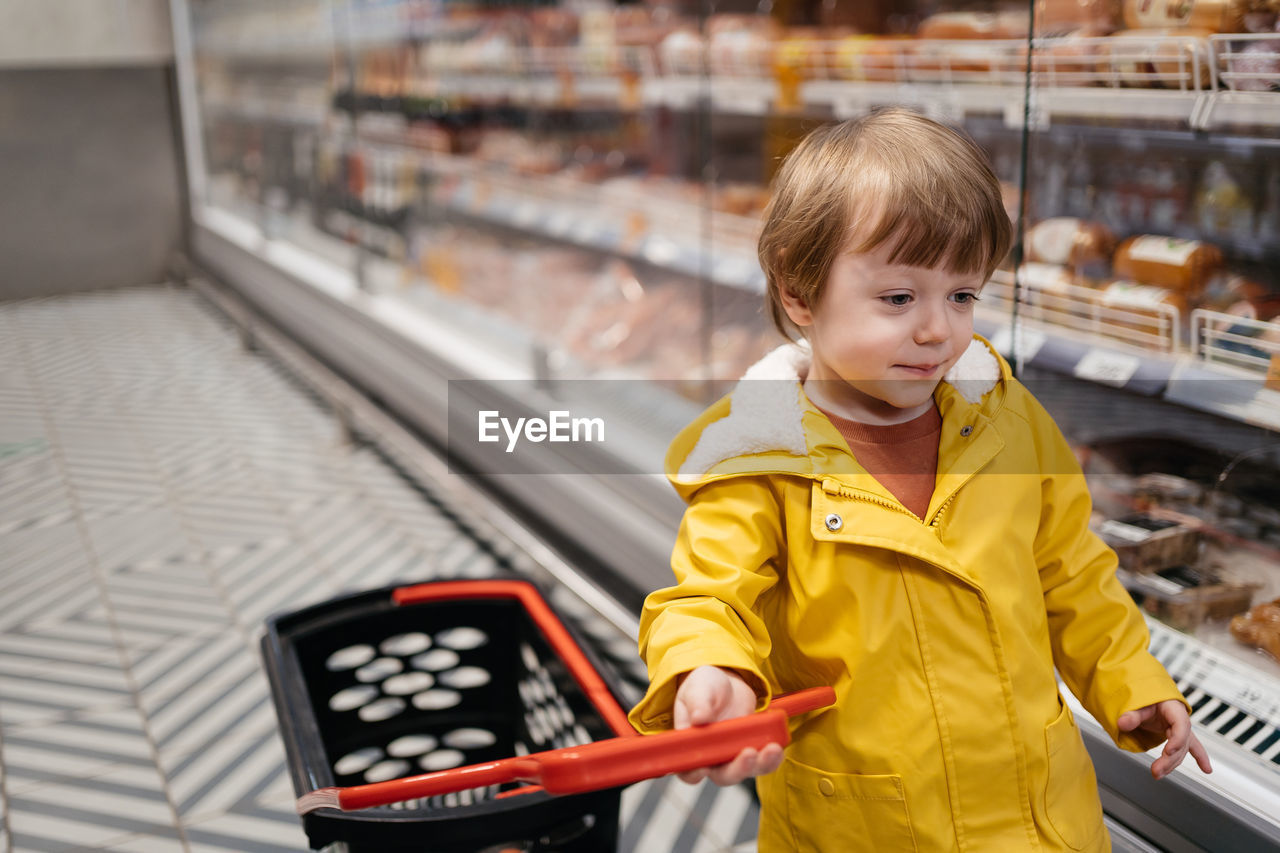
left=412, top=688, right=463, bottom=710
left=443, top=727, right=497, bottom=749
left=355, top=657, right=403, bottom=683
left=358, top=697, right=406, bottom=723
left=387, top=734, right=439, bottom=758
left=420, top=748, right=466, bottom=771
left=334, top=747, right=384, bottom=776
left=435, top=627, right=488, bottom=650
left=438, top=666, right=491, bottom=689
left=411, top=649, right=461, bottom=672
left=325, top=645, right=376, bottom=672
left=365, top=759, right=411, bottom=783
left=383, top=672, right=435, bottom=695
left=520, top=643, right=540, bottom=672
left=380, top=632, right=432, bottom=656
left=329, top=685, right=379, bottom=712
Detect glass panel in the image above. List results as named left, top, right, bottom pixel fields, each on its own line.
left=189, top=0, right=340, bottom=250
left=1024, top=0, right=1280, bottom=814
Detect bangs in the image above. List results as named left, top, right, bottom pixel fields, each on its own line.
left=844, top=175, right=1007, bottom=277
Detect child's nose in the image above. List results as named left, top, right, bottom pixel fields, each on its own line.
left=914, top=303, right=951, bottom=345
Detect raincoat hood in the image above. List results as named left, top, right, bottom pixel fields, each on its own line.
left=668, top=335, right=1009, bottom=498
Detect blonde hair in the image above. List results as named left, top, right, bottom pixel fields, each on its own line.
left=759, top=108, right=1012, bottom=340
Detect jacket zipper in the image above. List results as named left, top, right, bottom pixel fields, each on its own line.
left=822, top=480, right=923, bottom=523
left=823, top=479, right=957, bottom=529
left=930, top=493, right=957, bottom=530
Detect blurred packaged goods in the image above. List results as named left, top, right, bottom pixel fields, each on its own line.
left=1100, top=512, right=1203, bottom=571
left=916, top=10, right=1030, bottom=39
left=1120, top=565, right=1259, bottom=631
left=1122, top=0, right=1269, bottom=33
left=707, top=14, right=782, bottom=77
left=1024, top=217, right=1117, bottom=276
left=1035, top=0, right=1123, bottom=33
left=1112, top=235, right=1225, bottom=295
left=1231, top=597, right=1280, bottom=659
left=1101, top=27, right=1215, bottom=87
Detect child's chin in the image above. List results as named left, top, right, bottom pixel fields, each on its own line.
left=879, top=380, right=942, bottom=409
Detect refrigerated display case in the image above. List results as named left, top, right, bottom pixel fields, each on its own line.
left=170, top=0, right=1280, bottom=849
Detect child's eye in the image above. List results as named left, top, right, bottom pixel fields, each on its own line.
left=951, top=292, right=981, bottom=305
left=882, top=294, right=912, bottom=307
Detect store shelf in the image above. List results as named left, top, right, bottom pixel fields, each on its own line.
left=337, top=141, right=768, bottom=294
left=203, top=97, right=328, bottom=127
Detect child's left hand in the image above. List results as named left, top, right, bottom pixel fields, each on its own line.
left=1117, top=700, right=1213, bottom=780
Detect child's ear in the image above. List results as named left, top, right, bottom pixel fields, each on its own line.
left=778, top=284, right=814, bottom=328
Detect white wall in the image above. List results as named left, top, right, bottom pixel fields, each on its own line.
left=0, top=1, right=182, bottom=299
left=0, top=0, right=172, bottom=69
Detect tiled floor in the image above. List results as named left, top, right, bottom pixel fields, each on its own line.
left=0, top=285, right=758, bottom=852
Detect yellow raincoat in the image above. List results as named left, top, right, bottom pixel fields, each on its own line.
left=629, top=336, right=1186, bottom=852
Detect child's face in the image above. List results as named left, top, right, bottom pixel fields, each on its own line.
left=782, top=241, right=984, bottom=425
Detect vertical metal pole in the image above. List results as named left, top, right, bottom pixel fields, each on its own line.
left=169, top=0, right=210, bottom=219
left=699, top=0, right=715, bottom=403
left=1009, top=0, right=1038, bottom=376
left=343, top=6, right=371, bottom=292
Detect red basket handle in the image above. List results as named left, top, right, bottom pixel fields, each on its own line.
left=298, top=686, right=834, bottom=814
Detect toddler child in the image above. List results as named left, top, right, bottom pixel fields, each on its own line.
left=627, top=108, right=1211, bottom=852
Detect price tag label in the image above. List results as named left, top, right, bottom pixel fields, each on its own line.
left=988, top=324, right=1047, bottom=364
left=1074, top=348, right=1140, bottom=387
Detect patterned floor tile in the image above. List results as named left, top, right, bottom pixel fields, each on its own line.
left=183, top=807, right=309, bottom=853
left=80, top=508, right=196, bottom=575
left=85, top=829, right=188, bottom=852
left=0, top=285, right=749, bottom=853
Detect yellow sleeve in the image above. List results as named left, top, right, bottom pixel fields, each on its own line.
left=1027, top=393, right=1189, bottom=752
left=628, top=476, right=784, bottom=733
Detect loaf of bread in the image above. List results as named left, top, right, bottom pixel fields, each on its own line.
left=1112, top=235, right=1224, bottom=293
left=1123, top=0, right=1256, bottom=33
left=916, top=11, right=1030, bottom=40
left=1098, top=281, right=1188, bottom=338
left=1025, top=217, right=1117, bottom=269
left=1036, top=0, right=1122, bottom=33
left=1231, top=597, right=1280, bottom=661
left=1099, top=28, right=1215, bottom=87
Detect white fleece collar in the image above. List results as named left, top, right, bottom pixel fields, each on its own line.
left=677, top=338, right=1001, bottom=480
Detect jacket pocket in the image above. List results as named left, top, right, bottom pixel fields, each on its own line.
left=1044, top=701, right=1105, bottom=851
left=783, top=756, right=917, bottom=852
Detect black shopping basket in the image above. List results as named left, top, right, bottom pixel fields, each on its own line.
left=261, top=576, right=833, bottom=852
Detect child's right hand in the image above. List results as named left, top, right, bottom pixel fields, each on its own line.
left=673, top=665, right=784, bottom=786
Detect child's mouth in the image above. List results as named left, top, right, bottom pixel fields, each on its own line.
left=895, top=363, right=940, bottom=376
